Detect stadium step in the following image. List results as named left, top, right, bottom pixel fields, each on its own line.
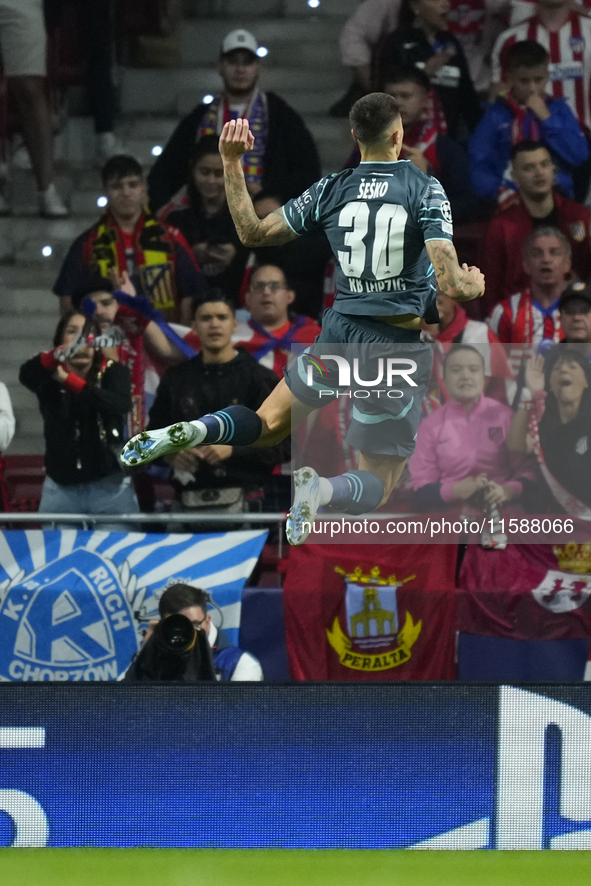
left=178, top=19, right=342, bottom=67
left=120, top=66, right=345, bottom=115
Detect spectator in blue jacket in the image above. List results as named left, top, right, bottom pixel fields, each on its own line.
left=383, top=67, right=481, bottom=223
left=469, top=40, right=589, bottom=206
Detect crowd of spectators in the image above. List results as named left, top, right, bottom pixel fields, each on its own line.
left=2, top=7, right=591, bottom=680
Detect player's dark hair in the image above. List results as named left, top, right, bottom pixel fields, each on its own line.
left=381, top=64, right=430, bottom=93
left=71, top=274, right=114, bottom=309
left=192, top=288, right=236, bottom=318
left=159, top=583, right=210, bottom=618
left=101, top=154, right=144, bottom=187
left=443, top=343, right=485, bottom=373
left=504, top=40, right=549, bottom=72
left=510, top=140, right=550, bottom=163
left=350, top=92, right=401, bottom=147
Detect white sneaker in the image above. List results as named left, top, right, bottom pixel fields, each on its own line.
left=286, top=466, right=321, bottom=546
left=39, top=183, right=69, bottom=218
left=96, top=132, right=124, bottom=164
left=120, top=421, right=203, bottom=467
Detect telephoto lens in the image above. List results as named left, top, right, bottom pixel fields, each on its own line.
left=122, top=613, right=216, bottom=682
left=160, top=614, right=197, bottom=653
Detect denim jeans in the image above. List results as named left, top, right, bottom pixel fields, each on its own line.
left=39, top=474, right=139, bottom=531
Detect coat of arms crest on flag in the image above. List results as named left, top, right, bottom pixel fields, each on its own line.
left=326, top=566, right=422, bottom=671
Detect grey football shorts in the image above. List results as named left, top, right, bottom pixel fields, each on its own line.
left=285, top=308, right=433, bottom=458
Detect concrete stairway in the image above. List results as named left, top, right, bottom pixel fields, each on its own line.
left=0, top=0, right=357, bottom=455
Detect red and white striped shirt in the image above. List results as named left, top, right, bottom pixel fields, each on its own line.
left=510, top=0, right=591, bottom=27
left=492, top=12, right=591, bottom=130
left=487, top=289, right=563, bottom=345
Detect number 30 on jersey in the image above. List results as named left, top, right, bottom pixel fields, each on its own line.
left=337, top=201, right=408, bottom=281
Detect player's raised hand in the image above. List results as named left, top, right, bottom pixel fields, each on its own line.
left=219, top=118, right=255, bottom=162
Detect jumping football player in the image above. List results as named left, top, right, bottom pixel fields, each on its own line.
left=120, top=93, right=484, bottom=544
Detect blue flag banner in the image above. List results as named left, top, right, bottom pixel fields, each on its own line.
left=0, top=529, right=267, bottom=682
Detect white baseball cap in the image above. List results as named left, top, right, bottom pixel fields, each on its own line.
left=221, top=29, right=259, bottom=57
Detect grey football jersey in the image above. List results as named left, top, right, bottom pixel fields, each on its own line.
left=282, top=159, right=453, bottom=318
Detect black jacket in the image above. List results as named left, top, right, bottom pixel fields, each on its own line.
left=147, top=348, right=289, bottom=489
left=148, top=92, right=322, bottom=212
left=165, top=204, right=249, bottom=299
left=19, top=356, right=131, bottom=486
left=377, top=27, right=482, bottom=140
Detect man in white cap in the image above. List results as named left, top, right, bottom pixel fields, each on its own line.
left=148, top=28, right=321, bottom=213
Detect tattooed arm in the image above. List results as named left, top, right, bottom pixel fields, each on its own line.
left=425, top=239, right=485, bottom=302
left=219, top=118, right=298, bottom=247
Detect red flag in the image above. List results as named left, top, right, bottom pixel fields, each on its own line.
left=283, top=544, right=458, bottom=681
left=458, top=544, right=591, bottom=640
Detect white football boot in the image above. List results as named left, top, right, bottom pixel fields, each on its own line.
left=286, top=466, right=322, bottom=546
left=120, top=422, right=203, bottom=468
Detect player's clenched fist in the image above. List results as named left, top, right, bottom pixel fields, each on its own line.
left=219, top=118, right=255, bottom=162
left=462, top=263, right=485, bottom=298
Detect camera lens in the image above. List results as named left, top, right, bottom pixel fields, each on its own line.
left=161, top=614, right=196, bottom=652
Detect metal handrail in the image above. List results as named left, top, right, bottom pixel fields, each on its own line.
left=0, top=512, right=287, bottom=524
left=0, top=512, right=288, bottom=558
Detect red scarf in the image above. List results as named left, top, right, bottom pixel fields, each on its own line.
left=403, top=119, right=441, bottom=176
left=508, top=290, right=562, bottom=344
left=505, top=93, right=541, bottom=145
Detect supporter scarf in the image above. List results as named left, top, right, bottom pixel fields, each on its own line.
left=249, top=316, right=309, bottom=361
left=496, top=97, right=544, bottom=203
left=526, top=391, right=591, bottom=519
left=506, top=94, right=541, bottom=144
left=510, top=290, right=562, bottom=344
left=84, top=210, right=177, bottom=313
left=199, top=91, right=268, bottom=189
left=403, top=118, right=441, bottom=176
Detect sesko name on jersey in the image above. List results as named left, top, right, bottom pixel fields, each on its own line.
left=356, top=178, right=389, bottom=200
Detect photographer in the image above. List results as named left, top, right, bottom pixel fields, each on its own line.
left=126, top=584, right=263, bottom=682
left=19, top=310, right=139, bottom=527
